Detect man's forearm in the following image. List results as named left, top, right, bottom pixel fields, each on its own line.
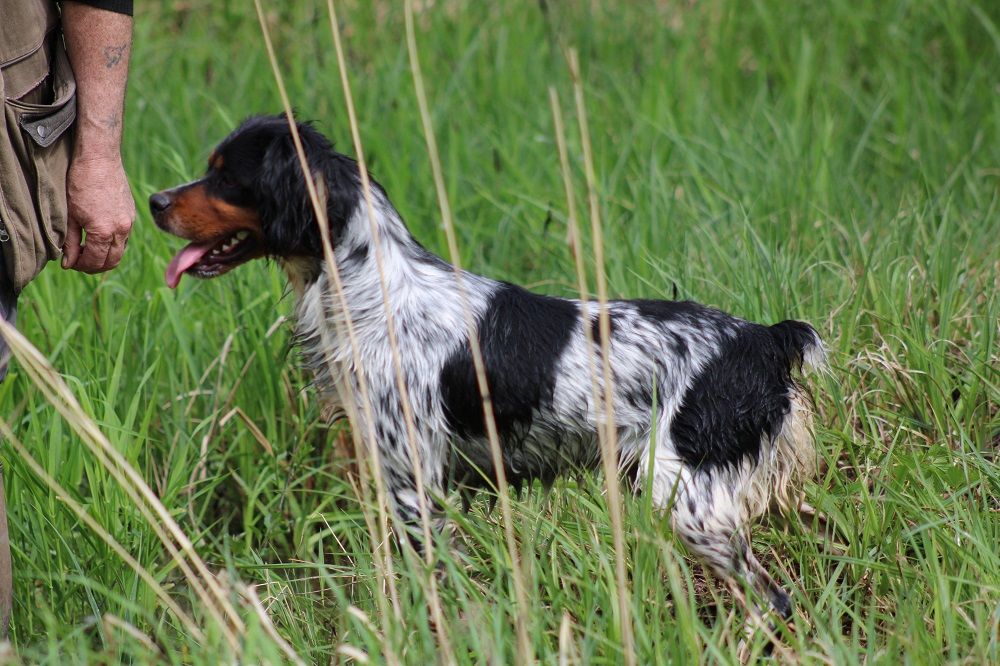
left=58, top=1, right=136, bottom=273
left=60, top=1, right=133, bottom=158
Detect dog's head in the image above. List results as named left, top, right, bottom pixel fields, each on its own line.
left=150, top=115, right=362, bottom=287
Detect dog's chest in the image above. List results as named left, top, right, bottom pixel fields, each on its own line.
left=293, top=266, right=492, bottom=420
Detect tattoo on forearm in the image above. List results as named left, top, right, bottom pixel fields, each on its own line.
left=103, top=44, right=128, bottom=68
left=102, top=112, right=121, bottom=131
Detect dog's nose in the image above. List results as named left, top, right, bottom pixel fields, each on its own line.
left=149, top=192, right=172, bottom=214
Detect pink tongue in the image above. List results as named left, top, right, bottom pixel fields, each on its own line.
left=165, top=241, right=216, bottom=288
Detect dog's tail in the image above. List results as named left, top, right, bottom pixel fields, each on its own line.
left=749, top=320, right=825, bottom=517
left=768, top=319, right=826, bottom=374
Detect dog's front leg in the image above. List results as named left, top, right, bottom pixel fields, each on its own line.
left=384, top=475, right=450, bottom=557
left=372, top=427, right=450, bottom=558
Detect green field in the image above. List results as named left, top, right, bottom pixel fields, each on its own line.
left=2, top=1, right=998, bottom=663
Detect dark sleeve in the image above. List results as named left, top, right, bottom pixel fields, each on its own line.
left=61, top=0, right=133, bottom=16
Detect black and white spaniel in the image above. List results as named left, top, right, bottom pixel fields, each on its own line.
left=150, top=115, right=824, bottom=620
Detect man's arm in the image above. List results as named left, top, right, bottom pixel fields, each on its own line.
left=59, top=1, right=135, bottom=273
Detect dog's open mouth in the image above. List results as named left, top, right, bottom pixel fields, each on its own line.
left=165, top=231, right=260, bottom=288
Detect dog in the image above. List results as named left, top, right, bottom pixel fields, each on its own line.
left=150, top=115, right=824, bottom=619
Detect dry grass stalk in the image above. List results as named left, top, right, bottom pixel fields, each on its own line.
left=403, top=1, right=534, bottom=662
left=0, top=319, right=244, bottom=652
left=0, top=420, right=203, bottom=642
left=563, top=48, right=636, bottom=665
left=252, top=9, right=405, bottom=662
left=322, top=3, right=455, bottom=660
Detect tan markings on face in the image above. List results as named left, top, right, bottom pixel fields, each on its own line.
left=166, top=182, right=261, bottom=241
left=209, top=151, right=224, bottom=171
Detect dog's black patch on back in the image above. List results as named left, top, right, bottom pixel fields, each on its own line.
left=670, top=320, right=814, bottom=470
left=631, top=299, right=712, bottom=322
left=440, top=283, right=578, bottom=441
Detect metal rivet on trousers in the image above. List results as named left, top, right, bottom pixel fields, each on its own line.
left=37, top=126, right=47, bottom=138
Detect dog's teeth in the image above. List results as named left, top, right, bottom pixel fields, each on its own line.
left=219, top=233, right=245, bottom=253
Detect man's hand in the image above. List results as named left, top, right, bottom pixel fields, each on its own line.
left=62, top=155, right=135, bottom=272
left=60, top=2, right=134, bottom=274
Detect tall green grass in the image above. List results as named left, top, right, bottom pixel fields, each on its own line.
left=1, top=0, right=997, bottom=662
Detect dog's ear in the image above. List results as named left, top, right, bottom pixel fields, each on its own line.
left=256, top=124, right=360, bottom=257
left=256, top=130, right=324, bottom=256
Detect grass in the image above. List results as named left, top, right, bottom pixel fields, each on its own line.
left=2, top=0, right=998, bottom=662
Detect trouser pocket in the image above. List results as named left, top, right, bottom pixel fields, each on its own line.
left=0, top=35, right=76, bottom=293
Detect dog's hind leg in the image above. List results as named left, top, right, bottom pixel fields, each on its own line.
left=648, top=453, right=792, bottom=619
left=673, top=472, right=792, bottom=619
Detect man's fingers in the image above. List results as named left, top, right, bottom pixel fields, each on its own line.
left=71, top=233, right=114, bottom=274
left=102, top=232, right=128, bottom=271
left=61, top=218, right=83, bottom=269
left=62, top=213, right=132, bottom=273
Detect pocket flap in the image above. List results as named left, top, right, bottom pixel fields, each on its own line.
left=19, top=95, right=75, bottom=148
